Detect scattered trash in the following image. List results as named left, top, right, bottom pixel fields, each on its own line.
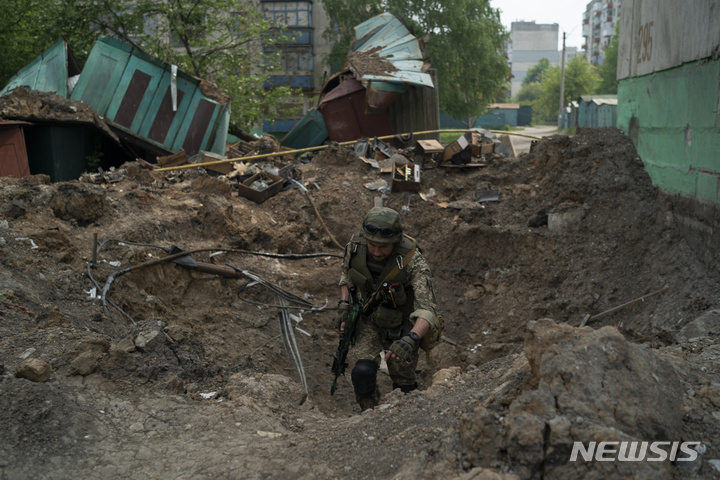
left=354, top=137, right=370, bottom=158
left=370, top=137, right=396, bottom=159
left=364, top=179, right=388, bottom=191
left=19, top=348, right=36, bottom=359
left=15, top=237, right=38, bottom=249
left=474, top=189, right=500, bottom=203
left=236, top=170, right=285, bottom=204
left=391, top=160, right=421, bottom=193
left=443, top=135, right=471, bottom=165
left=257, top=431, right=282, bottom=438
left=294, top=326, right=311, bottom=337
left=414, top=139, right=444, bottom=167
left=419, top=188, right=436, bottom=201
left=85, top=287, right=101, bottom=299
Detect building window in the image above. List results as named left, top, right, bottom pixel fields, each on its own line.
left=261, top=2, right=313, bottom=75
left=263, top=1, right=312, bottom=28
left=265, top=48, right=313, bottom=71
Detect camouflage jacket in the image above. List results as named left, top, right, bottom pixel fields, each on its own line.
left=339, top=231, right=438, bottom=327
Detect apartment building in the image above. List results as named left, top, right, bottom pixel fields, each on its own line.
left=582, top=0, right=622, bottom=65
left=261, top=0, right=332, bottom=133
left=508, top=21, right=559, bottom=98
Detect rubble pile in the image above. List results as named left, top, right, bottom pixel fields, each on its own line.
left=0, top=126, right=719, bottom=479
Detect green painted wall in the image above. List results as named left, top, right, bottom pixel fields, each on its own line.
left=617, top=59, right=720, bottom=203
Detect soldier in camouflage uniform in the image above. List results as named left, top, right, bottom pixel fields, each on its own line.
left=334, top=206, right=439, bottom=411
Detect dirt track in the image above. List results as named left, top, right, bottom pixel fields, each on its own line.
left=1, top=126, right=719, bottom=479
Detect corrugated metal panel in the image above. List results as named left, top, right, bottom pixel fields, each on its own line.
left=350, top=13, right=434, bottom=95
left=176, top=96, right=220, bottom=154
left=517, top=106, right=533, bottom=126
left=319, top=78, right=393, bottom=142
left=352, top=14, right=409, bottom=51
left=140, top=72, right=194, bottom=147
left=279, top=108, right=328, bottom=148
left=106, top=55, right=165, bottom=132
left=69, top=36, right=229, bottom=157
left=71, top=38, right=132, bottom=115
left=388, top=69, right=439, bottom=141
left=618, top=0, right=720, bottom=80
left=598, top=104, right=617, bottom=127
left=0, top=39, right=73, bottom=98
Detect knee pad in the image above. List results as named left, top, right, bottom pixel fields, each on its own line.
left=351, top=359, right=378, bottom=398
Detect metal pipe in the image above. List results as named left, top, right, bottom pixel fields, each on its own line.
left=154, top=129, right=542, bottom=173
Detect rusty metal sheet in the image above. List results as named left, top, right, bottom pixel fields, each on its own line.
left=350, top=13, right=434, bottom=92
left=319, top=83, right=393, bottom=143
left=0, top=122, right=30, bottom=178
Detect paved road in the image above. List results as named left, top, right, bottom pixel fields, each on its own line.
left=508, top=125, right=558, bottom=155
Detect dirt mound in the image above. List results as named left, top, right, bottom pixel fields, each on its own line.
left=0, top=87, right=119, bottom=141
left=1, top=127, right=719, bottom=479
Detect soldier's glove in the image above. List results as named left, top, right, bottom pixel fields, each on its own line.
left=333, top=301, right=351, bottom=330
left=389, top=332, right=420, bottom=363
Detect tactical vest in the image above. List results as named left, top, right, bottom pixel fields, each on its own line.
left=346, top=231, right=445, bottom=350
left=345, top=233, right=417, bottom=334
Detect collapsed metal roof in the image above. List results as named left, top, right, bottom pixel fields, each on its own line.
left=349, top=13, right=434, bottom=90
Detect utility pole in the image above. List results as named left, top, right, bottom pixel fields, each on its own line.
left=557, top=32, right=566, bottom=131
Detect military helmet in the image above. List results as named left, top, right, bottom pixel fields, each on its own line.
left=361, top=207, right=403, bottom=244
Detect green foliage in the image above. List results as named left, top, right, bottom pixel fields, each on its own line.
left=0, top=0, right=299, bottom=132
left=597, top=24, right=619, bottom=94
left=0, top=0, right=96, bottom=85
left=522, top=57, right=551, bottom=86
left=495, top=81, right=512, bottom=103
left=77, top=0, right=300, bottom=130
left=319, top=0, right=510, bottom=126
left=319, top=1, right=385, bottom=72
left=439, top=131, right=466, bottom=143
left=534, top=55, right=599, bottom=123
left=515, top=82, right=542, bottom=104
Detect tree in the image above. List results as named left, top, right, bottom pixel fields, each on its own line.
left=515, top=82, right=542, bottom=104
left=319, top=0, right=510, bottom=127
left=534, top=55, right=599, bottom=123
left=522, top=57, right=551, bottom=86
left=77, top=0, right=301, bottom=130
left=597, top=24, right=619, bottom=94
left=0, top=0, right=297, bottom=131
left=0, top=0, right=95, bottom=86
left=514, top=58, right=550, bottom=105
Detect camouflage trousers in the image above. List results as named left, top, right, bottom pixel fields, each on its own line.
left=350, top=316, right=419, bottom=409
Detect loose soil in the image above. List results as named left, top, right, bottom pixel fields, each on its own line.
left=1, top=127, right=719, bottom=479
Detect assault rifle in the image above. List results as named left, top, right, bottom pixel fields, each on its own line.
left=330, top=292, right=362, bottom=395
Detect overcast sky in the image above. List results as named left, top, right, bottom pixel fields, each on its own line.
left=490, top=0, right=587, bottom=50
